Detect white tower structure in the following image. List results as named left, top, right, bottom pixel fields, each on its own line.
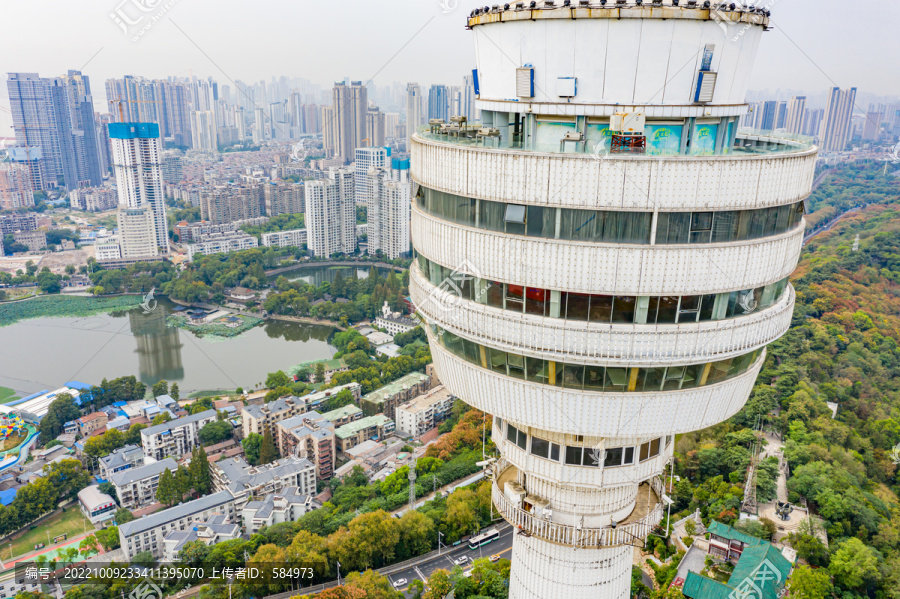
left=409, top=4, right=815, bottom=599
left=304, top=167, right=356, bottom=258
left=109, top=122, right=168, bottom=253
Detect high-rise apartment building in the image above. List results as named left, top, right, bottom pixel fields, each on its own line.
left=0, top=163, right=34, bottom=210
left=411, top=6, right=812, bottom=598
left=117, top=205, right=159, bottom=259
left=785, top=96, right=807, bottom=135
left=367, top=157, right=410, bottom=260
left=821, top=86, right=857, bottom=152
left=462, top=73, right=478, bottom=121
left=304, top=168, right=355, bottom=258
left=427, top=84, right=449, bottom=122
left=803, top=108, right=824, bottom=138
left=354, top=146, right=389, bottom=206
left=7, top=71, right=103, bottom=189
left=366, top=107, right=386, bottom=148
left=109, top=122, right=168, bottom=252
left=329, top=81, right=367, bottom=163
left=406, top=83, right=425, bottom=150
left=862, top=111, right=884, bottom=141
left=190, top=110, right=218, bottom=151
left=199, top=184, right=264, bottom=224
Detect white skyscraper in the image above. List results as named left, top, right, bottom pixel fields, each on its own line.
left=354, top=146, right=389, bottom=206
left=367, top=157, right=410, bottom=260
left=190, top=110, right=218, bottom=152
left=406, top=83, right=425, bottom=151
left=109, top=122, right=168, bottom=253
left=304, top=168, right=355, bottom=258
left=117, top=206, right=159, bottom=259
left=785, top=96, right=807, bottom=135
left=410, top=5, right=814, bottom=598
left=821, top=87, right=858, bottom=152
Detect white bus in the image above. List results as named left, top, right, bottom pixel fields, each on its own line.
left=468, top=528, right=500, bottom=549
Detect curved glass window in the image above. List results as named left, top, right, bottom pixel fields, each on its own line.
left=416, top=187, right=804, bottom=246
left=431, top=323, right=763, bottom=393
left=417, top=256, right=789, bottom=325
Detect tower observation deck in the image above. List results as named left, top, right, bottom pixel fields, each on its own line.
left=409, top=3, right=815, bottom=598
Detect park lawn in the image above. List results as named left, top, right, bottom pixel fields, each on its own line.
left=9, top=508, right=93, bottom=558
left=0, top=387, right=19, bottom=404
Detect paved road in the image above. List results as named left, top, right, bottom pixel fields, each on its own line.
left=387, top=522, right=514, bottom=596
left=283, top=521, right=515, bottom=598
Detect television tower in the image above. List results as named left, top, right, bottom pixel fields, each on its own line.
left=410, top=2, right=814, bottom=598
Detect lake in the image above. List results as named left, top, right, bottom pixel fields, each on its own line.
left=0, top=297, right=336, bottom=397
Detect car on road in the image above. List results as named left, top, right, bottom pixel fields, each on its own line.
left=489, top=554, right=501, bottom=563
left=392, top=578, right=407, bottom=588
left=454, top=556, right=469, bottom=565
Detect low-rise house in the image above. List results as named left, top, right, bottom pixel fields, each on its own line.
left=78, top=485, right=117, bottom=525
left=162, top=514, right=240, bottom=562
left=76, top=412, right=108, bottom=437
left=394, top=385, right=455, bottom=438
left=111, top=458, right=178, bottom=510
left=360, top=372, right=431, bottom=420
left=374, top=301, right=417, bottom=335
left=335, top=415, right=395, bottom=453
left=99, top=445, right=145, bottom=481
left=211, top=455, right=316, bottom=507
left=118, top=490, right=236, bottom=560
left=241, top=487, right=322, bottom=535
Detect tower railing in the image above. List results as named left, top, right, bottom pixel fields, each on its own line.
left=491, top=458, right=665, bottom=548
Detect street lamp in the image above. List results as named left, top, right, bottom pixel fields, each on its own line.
left=437, top=531, right=444, bottom=556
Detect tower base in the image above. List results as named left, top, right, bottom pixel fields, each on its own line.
left=509, top=533, right=632, bottom=599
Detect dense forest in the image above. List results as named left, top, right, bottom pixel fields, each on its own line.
left=670, top=162, right=900, bottom=598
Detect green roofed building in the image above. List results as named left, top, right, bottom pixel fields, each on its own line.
left=680, top=521, right=793, bottom=599
left=359, top=371, right=431, bottom=420
left=320, top=404, right=363, bottom=427
left=334, top=414, right=395, bottom=453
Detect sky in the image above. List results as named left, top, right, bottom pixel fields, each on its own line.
left=0, top=0, right=897, bottom=133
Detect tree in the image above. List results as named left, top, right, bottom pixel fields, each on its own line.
left=78, top=535, right=99, bottom=559
left=189, top=446, right=212, bottom=495
left=170, top=383, right=180, bottom=400
left=151, top=412, right=173, bottom=426
left=94, top=526, right=119, bottom=551
left=315, top=362, right=327, bottom=383
left=174, top=465, right=192, bottom=499
left=198, top=420, right=232, bottom=445
left=124, top=423, right=147, bottom=445
left=39, top=393, right=81, bottom=443
left=115, top=508, right=134, bottom=524
left=684, top=519, right=697, bottom=536
left=788, top=565, right=833, bottom=599
left=343, top=570, right=402, bottom=599
left=422, top=570, right=452, bottom=599
left=259, top=429, right=277, bottom=465
left=265, top=371, right=292, bottom=389
left=44, top=459, right=90, bottom=500
left=152, top=380, right=169, bottom=398
left=156, top=468, right=177, bottom=506
left=396, top=510, right=435, bottom=560
left=242, top=433, right=263, bottom=465
left=829, top=537, right=879, bottom=590
left=13, top=478, right=58, bottom=521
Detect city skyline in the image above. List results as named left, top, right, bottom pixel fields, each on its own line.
left=1, top=0, right=900, bottom=135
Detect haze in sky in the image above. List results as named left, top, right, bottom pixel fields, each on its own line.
left=0, top=0, right=897, bottom=133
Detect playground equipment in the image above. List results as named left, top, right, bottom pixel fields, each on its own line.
left=0, top=415, right=26, bottom=441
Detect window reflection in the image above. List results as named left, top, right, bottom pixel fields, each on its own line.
left=431, top=323, right=763, bottom=393
left=418, top=257, right=789, bottom=326
left=417, top=188, right=803, bottom=246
